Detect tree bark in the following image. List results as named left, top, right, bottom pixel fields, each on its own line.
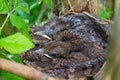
left=105, top=0, right=120, bottom=80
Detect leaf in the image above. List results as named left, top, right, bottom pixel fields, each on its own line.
left=0, top=33, right=34, bottom=54
left=10, top=14, right=28, bottom=29
left=44, top=0, right=51, bottom=7
left=0, top=0, right=9, bottom=14
left=10, top=14, right=31, bottom=39
left=15, top=2, right=30, bottom=13
left=30, top=2, right=41, bottom=10
left=100, top=8, right=113, bottom=19
left=0, top=70, right=25, bottom=80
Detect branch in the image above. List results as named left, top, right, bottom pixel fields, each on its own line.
left=105, top=0, right=120, bottom=80
left=51, top=0, right=59, bottom=16
left=0, top=58, right=64, bottom=80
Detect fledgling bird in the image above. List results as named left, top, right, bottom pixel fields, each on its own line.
left=44, top=41, right=71, bottom=58
left=20, top=13, right=109, bottom=79
left=44, top=30, right=105, bottom=60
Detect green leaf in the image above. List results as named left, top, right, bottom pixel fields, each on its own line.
left=100, top=8, right=113, bottom=19
left=10, top=14, right=31, bottom=39
left=44, top=0, right=51, bottom=7
left=10, top=14, right=28, bottom=29
left=0, top=33, right=34, bottom=54
left=30, top=2, right=41, bottom=10
left=0, top=0, right=9, bottom=14
left=0, top=70, right=25, bottom=80
left=15, top=2, right=30, bottom=13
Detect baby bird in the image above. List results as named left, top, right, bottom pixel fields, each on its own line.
left=20, top=13, right=108, bottom=79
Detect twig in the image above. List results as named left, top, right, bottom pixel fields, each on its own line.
left=67, top=0, right=74, bottom=12
left=52, top=0, right=59, bottom=16
left=60, top=1, right=81, bottom=17
left=36, top=1, right=47, bottom=26
left=0, top=58, right=65, bottom=80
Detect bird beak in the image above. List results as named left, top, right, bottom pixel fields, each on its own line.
left=43, top=54, right=54, bottom=60
left=34, top=32, right=52, bottom=40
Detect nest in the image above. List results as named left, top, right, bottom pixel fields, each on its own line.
left=21, top=12, right=110, bottom=80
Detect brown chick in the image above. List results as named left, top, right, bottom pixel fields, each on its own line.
left=44, top=41, right=71, bottom=58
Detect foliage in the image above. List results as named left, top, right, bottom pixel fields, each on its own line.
left=0, top=0, right=35, bottom=79
left=0, top=0, right=52, bottom=79
left=0, top=33, right=34, bottom=54
left=0, top=0, right=9, bottom=13
left=0, top=70, right=25, bottom=80
left=100, top=7, right=114, bottom=19
left=99, top=0, right=114, bottom=19
left=0, top=0, right=35, bottom=55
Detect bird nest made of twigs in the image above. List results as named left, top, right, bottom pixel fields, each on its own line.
left=21, top=12, right=110, bottom=80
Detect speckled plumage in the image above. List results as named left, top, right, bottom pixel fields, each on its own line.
left=21, top=13, right=109, bottom=79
